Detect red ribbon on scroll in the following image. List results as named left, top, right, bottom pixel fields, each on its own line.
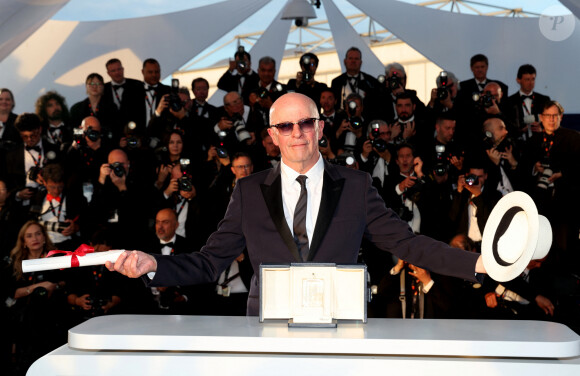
left=46, top=244, right=95, bottom=268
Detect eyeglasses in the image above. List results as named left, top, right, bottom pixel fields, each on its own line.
left=540, top=113, right=560, bottom=119
left=233, top=164, right=252, bottom=170
left=271, top=118, right=317, bottom=136
left=88, top=82, right=104, bottom=87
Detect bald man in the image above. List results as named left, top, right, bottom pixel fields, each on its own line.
left=109, top=93, right=485, bottom=315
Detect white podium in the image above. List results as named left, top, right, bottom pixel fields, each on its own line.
left=28, top=315, right=580, bottom=375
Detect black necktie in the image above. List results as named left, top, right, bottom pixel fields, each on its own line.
left=294, top=175, right=309, bottom=261
left=26, top=145, right=41, bottom=153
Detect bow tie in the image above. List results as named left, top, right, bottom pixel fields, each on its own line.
left=26, top=145, right=41, bottom=153
left=160, top=242, right=174, bottom=249
left=113, top=83, right=125, bottom=90
left=267, top=155, right=281, bottom=162
left=49, top=126, right=64, bottom=134
left=46, top=194, right=61, bottom=203
left=145, top=85, right=157, bottom=91
left=321, top=115, right=334, bottom=121
left=521, top=94, right=533, bottom=100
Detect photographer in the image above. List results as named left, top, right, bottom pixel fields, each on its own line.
left=247, top=56, right=286, bottom=114
left=334, top=93, right=367, bottom=157
left=217, top=47, right=259, bottom=105
left=359, top=120, right=395, bottom=194
left=449, top=163, right=501, bottom=249
left=6, top=113, right=61, bottom=204
left=89, top=149, right=152, bottom=249
left=426, top=71, right=461, bottom=130
left=213, top=92, right=257, bottom=154
left=525, top=101, right=580, bottom=269
left=418, top=115, right=464, bottom=182
left=389, top=92, right=426, bottom=146
left=481, top=117, right=523, bottom=194
left=287, top=52, right=328, bottom=108
left=28, top=164, right=85, bottom=252
left=65, top=116, right=111, bottom=201
left=389, top=144, right=426, bottom=234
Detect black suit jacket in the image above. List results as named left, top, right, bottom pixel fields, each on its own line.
left=458, top=78, right=509, bottom=103
left=506, top=91, right=550, bottom=137
left=5, top=141, right=62, bottom=191
left=151, top=160, right=480, bottom=315
left=331, top=71, right=382, bottom=119
left=217, top=70, right=260, bottom=105
left=122, top=82, right=171, bottom=132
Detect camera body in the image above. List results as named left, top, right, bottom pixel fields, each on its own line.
left=370, top=122, right=388, bottom=152
left=318, top=135, right=328, bottom=148
left=465, top=174, right=479, bottom=186
left=86, top=296, right=109, bottom=317
left=387, top=72, right=402, bottom=91
left=433, top=144, right=451, bottom=176
left=109, top=162, right=125, bottom=178
left=28, top=166, right=42, bottom=181
left=437, top=71, right=450, bottom=101
left=472, top=92, right=494, bottom=108
left=167, top=78, right=183, bottom=112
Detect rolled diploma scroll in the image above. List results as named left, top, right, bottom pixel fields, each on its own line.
left=22, top=250, right=126, bottom=273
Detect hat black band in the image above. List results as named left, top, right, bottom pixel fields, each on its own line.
left=492, top=206, right=524, bottom=267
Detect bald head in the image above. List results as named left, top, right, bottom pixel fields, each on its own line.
left=155, top=208, right=179, bottom=241
left=81, top=116, right=101, bottom=131
left=483, top=82, right=502, bottom=101
left=269, top=93, right=319, bottom=126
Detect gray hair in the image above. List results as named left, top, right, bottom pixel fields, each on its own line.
left=385, top=62, right=406, bottom=78
left=436, top=71, right=460, bottom=90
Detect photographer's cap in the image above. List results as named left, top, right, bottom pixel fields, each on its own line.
left=482, top=191, right=552, bottom=282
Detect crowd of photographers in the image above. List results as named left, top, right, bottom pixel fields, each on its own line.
left=0, top=47, right=579, bottom=372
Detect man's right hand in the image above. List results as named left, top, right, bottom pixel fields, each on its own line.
left=218, top=117, right=233, bottom=131
left=106, top=250, right=157, bottom=278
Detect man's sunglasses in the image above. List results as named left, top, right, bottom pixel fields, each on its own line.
left=270, top=118, right=318, bottom=135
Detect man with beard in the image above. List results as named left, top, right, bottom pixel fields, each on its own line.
left=35, top=91, right=71, bottom=150
left=390, top=92, right=426, bottom=147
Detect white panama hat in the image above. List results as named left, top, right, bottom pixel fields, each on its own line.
left=482, top=191, right=552, bottom=282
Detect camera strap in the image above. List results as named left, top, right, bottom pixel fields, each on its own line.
left=174, top=195, right=188, bottom=217
left=399, top=271, right=406, bottom=318
left=26, top=148, right=42, bottom=168
left=41, top=194, right=65, bottom=220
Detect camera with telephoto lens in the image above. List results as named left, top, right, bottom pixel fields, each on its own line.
left=387, top=71, right=402, bottom=91
left=433, top=144, right=450, bottom=176
left=465, top=174, right=479, bottom=186
left=41, top=221, right=69, bottom=233
left=482, top=131, right=513, bottom=152
left=177, top=158, right=193, bottom=192
left=472, top=92, right=494, bottom=108
left=347, top=101, right=363, bottom=129
left=230, top=113, right=251, bottom=142
left=166, top=78, right=183, bottom=112
left=328, top=153, right=356, bottom=167
left=437, top=71, right=450, bottom=101
left=404, top=177, right=425, bottom=203
left=318, top=135, right=328, bottom=148
left=536, top=157, right=554, bottom=190
left=370, top=122, right=387, bottom=152
left=109, top=162, right=125, bottom=177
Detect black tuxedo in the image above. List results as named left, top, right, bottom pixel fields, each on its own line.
left=458, top=78, right=509, bottom=103
left=103, top=78, right=144, bottom=140
left=70, top=97, right=118, bottom=134
left=331, top=71, right=382, bottom=120
left=5, top=141, right=61, bottom=191
left=125, top=82, right=171, bottom=132
left=506, top=91, right=550, bottom=138
left=286, top=79, right=328, bottom=108
left=449, top=185, right=502, bottom=239
left=150, top=160, right=480, bottom=315
left=217, top=70, right=260, bottom=105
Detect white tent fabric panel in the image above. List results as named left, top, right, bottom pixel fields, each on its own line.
left=348, top=0, right=580, bottom=113
left=322, top=0, right=384, bottom=77
left=0, top=0, right=270, bottom=112
left=0, top=0, right=70, bottom=64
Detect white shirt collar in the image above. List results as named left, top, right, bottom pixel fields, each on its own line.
left=160, top=235, right=177, bottom=245
left=280, top=152, right=324, bottom=183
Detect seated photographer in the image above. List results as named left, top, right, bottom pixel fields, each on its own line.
left=88, top=149, right=152, bottom=249
left=1, top=221, right=67, bottom=373
left=480, top=117, right=524, bottom=195
left=65, top=116, right=112, bottom=202
left=28, top=164, right=86, bottom=252
left=213, top=92, right=257, bottom=154
left=287, top=52, right=328, bottom=108
left=334, top=93, right=368, bottom=157
left=449, top=162, right=502, bottom=249
left=66, top=229, right=123, bottom=326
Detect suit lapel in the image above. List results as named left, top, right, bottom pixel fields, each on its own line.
left=307, top=162, right=345, bottom=261
left=260, top=166, right=301, bottom=262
